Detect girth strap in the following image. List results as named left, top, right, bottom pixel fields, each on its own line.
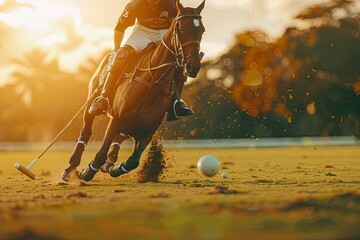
left=133, top=76, right=152, bottom=88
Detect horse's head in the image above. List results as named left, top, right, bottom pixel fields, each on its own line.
left=173, top=0, right=206, bottom=78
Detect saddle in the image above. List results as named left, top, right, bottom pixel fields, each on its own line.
left=104, top=43, right=158, bottom=116
left=120, top=43, right=158, bottom=83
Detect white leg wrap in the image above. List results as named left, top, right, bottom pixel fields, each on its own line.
left=111, top=142, right=121, bottom=147
left=89, top=163, right=99, bottom=171
left=121, top=164, right=129, bottom=173
left=77, top=140, right=87, bottom=146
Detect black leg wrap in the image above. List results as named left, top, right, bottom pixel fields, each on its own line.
left=109, top=163, right=129, bottom=178
left=66, top=140, right=87, bottom=171
left=100, top=162, right=114, bottom=173
left=78, top=164, right=98, bottom=182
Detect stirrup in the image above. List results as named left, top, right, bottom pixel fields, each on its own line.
left=174, top=99, right=194, bottom=117
left=167, top=99, right=194, bottom=122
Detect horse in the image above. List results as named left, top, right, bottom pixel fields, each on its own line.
left=61, top=0, right=206, bottom=182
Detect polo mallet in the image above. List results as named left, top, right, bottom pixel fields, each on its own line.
left=14, top=88, right=101, bottom=180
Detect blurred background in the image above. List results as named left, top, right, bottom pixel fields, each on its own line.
left=0, top=0, right=359, bottom=142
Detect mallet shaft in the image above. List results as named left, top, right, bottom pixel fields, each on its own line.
left=36, top=88, right=100, bottom=160
left=27, top=157, right=39, bottom=169
left=14, top=87, right=101, bottom=180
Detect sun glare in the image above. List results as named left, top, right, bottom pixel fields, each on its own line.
left=39, top=33, right=67, bottom=47
left=0, top=0, right=82, bottom=33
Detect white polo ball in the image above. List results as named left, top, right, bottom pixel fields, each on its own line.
left=197, top=154, right=220, bottom=177
left=221, top=172, right=229, bottom=178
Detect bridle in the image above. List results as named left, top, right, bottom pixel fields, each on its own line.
left=132, top=13, right=203, bottom=87
left=162, top=14, right=202, bottom=67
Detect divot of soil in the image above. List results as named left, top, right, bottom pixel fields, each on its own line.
left=325, top=172, right=336, bottom=176
left=114, top=189, right=125, bottom=193
left=325, top=165, right=335, bottom=168
left=136, top=135, right=172, bottom=183
left=67, top=192, right=89, bottom=198
left=40, top=170, right=51, bottom=177
left=172, top=180, right=183, bottom=184
left=223, top=161, right=234, bottom=165
left=208, top=185, right=243, bottom=195
left=150, top=192, right=170, bottom=198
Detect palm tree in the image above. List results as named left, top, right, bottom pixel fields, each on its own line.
left=77, top=49, right=111, bottom=82
left=11, top=48, right=62, bottom=106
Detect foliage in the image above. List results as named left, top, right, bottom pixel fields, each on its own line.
left=170, top=0, right=360, bottom=139
left=0, top=0, right=359, bottom=141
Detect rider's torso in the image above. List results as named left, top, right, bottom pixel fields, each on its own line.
left=116, top=0, right=177, bottom=31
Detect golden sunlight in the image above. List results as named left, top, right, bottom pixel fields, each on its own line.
left=0, top=0, right=81, bottom=34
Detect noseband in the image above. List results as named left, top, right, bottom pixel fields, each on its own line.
left=162, top=14, right=202, bottom=67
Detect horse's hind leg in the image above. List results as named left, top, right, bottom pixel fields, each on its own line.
left=100, top=134, right=129, bottom=173
left=108, top=134, right=129, bottom=163
left=61, top=109, right=95, bottom=181
left=78, top=118, right=121, bottom=181
left=108, top=134, right=153, bottom=177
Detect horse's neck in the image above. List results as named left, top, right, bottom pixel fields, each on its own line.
left=150, top=29, right=175, bottom=67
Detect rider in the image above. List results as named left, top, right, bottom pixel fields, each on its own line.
left=89, top=0, right=194, bottom=121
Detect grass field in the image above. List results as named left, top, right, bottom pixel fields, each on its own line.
left=0, top=145, right=360, bottom=240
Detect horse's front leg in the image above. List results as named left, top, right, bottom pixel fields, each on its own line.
left=107, top=135, right=153, bottom=177
left=78, top=118, right=121, bottom=182
left=61, top=108, right=95, bottom=182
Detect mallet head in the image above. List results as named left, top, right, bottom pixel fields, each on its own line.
left=14, top=163, right=37, bottom=180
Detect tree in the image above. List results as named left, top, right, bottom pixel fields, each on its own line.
left=11, top=48, right=65, bottom=106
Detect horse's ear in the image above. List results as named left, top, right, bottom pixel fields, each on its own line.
left=175, top=0, right=184, bottom=14
left=196, top=0, right=205, bottom=14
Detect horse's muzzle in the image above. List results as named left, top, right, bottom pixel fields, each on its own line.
left=185, top=63, right=201, bottom=78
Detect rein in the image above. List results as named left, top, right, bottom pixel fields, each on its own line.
left=130, top=13, right=202, bottom=92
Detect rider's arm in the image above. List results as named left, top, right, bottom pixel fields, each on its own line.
left=114, top=30, right=124, bottom=51
left=113, top=1, right=136, bottom=51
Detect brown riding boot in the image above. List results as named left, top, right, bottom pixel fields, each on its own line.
left=167, top=75, right=194, bottom=122
left=89, top=45, right=136, bottom=115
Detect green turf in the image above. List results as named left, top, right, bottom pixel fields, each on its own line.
left=1, top=146, right=360, bottom=239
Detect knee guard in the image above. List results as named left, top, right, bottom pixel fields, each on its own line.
left=109, top=45, right=136, bottom=75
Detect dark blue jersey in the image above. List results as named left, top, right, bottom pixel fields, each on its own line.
left=115, top=0, right=177, bottom=32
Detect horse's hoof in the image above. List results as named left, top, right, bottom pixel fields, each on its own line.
left=100, top=162, right=114, bottom=173
left=109, top=163, right=128, bottom=178
left=78, top=165, right=98, bottom=182
left=61, top=169, right=79, bottom=184
left=61, top=170, right=71, bottom=183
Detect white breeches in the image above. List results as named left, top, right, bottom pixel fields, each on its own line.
left=124, top=22, right=168, bottom=53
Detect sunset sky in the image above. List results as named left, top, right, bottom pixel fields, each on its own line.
left=0, top=0, right=343, bottom=85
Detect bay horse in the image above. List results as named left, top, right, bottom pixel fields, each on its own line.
left=62, top=0, right=206, bottom=182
